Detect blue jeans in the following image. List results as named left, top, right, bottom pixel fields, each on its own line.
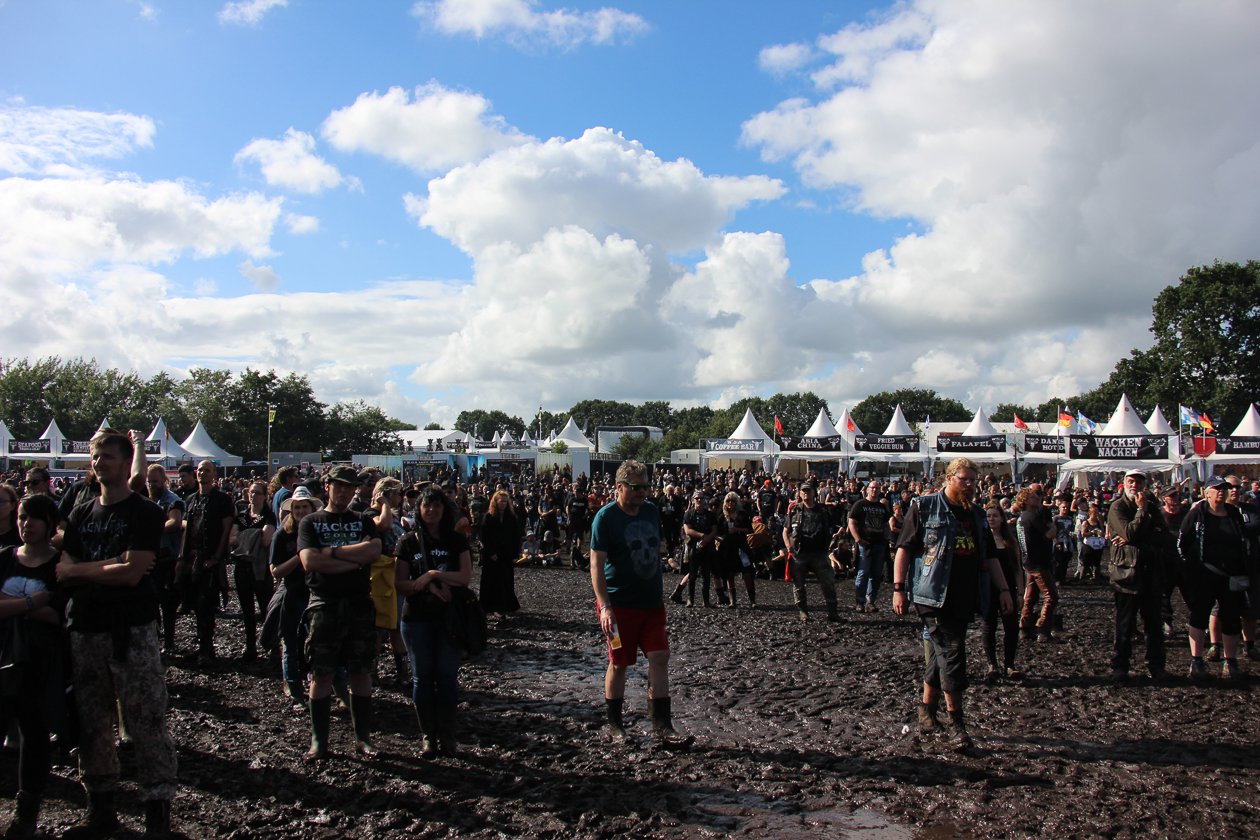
left=855, top=541, right=887, bottom=604
left=401, top=618, right=461, bottom=706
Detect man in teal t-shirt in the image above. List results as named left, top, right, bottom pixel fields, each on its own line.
left=590, top=460, right=688, bottom=746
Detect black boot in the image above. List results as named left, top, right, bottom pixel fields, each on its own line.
left=349, top=693, right=377, bottom=756
left=649, top=697, right=691, bottom=747
left=63, top=791, right=119, bottom=839
left=435, top=704, right=459, bottom=757
left=143, top=799, right=171, bottom=838
left=394, top=652, right=410, bottom=689
left=414, top=702, right=438, bottom=758
left=3, top=792, right=39, bottom=839
left=669, top=582, right=685, bottom=605
left=945, top=709, right=973, bottom=751
left=306, top=696, right=331, bottom=760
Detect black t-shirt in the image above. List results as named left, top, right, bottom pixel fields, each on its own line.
left=0, top=529, right=19, bottom=550
left=848, top=498, right=889, bottom=542
left=396, top=528, right=469, bottom=622
left=183, top=489, right=235, bottom=562
left=756, top=489, right=778, bottom=516
left=567, top=495, right=590, bottom=523
left=0, top=545, right=64, bottom=610
left=897, top=499, right=995, bottom=620
left=61, top=492, right=165, bottom=632
left=297, top=509, right=378, bottom=605
left=1203, top=512, right=1246, bottom=576
left=790, top=503, right=832, bottom=552
left=269, top=528, right=308, bottom=597
left=1018, top=507, right=1054, bottom=570
left=683, top=509, right=715, bottom=547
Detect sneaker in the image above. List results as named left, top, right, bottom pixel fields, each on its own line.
left=1223, top=658, right=1246, bottom=680
left=797, top=610, right=809, bottom=623
left=854, top=604, right=867, bottom=613
left=983, top=666, right=1000, bottom=685
left=916, top=703, right=939, bottom=735
left=1206, top=644, right=1223, bottom=662
left=1004, top=667, right=1025, bottom=681
left=1188, top=657, right=1210, bottom=682
left=1148, top=667, right=1172, bottom=683
left=864, top=602, right=879, bottom=613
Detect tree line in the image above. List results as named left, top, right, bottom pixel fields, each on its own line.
left=2, top=261, right=1253, bottom=465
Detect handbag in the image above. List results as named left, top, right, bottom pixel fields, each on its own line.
left=445, top=586, right=487, bottom=657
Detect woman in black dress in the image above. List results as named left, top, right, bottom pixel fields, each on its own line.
left=479, top=490, right=521, bottom=620
left=982, top=501, right=1024, bottom=681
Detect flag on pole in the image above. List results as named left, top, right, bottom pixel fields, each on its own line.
left=774, top=416, right=784, bottom=436
left=1013, top=413, right=1028, bottom=430
left=1179, top=405, right=1202, bottom=427
left=846, top=416, right=856, bottom=432
left=1076, top=411, right=1097, bottom=433
left=1200, top=413, right=1214, bottom=433
left=268, top=408, right=276, bottom=424
left=1057, top=411, right=1073, bottom=427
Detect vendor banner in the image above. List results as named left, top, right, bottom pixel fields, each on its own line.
left=1022, top=435, right=1065, bottom=454
left=7, top=440, right=51, bottom=455
left=63, top=440, right=92, bottom=455
left=779, top=435, right=844, bottom=452
left=935, top=434, right=1007, bottom=453
left=1067, top=434, right=1169, bottom=460
left=499, top=440, right=532, bottom=451
left=704, top=438, right=764, bottom=453
left=853, top=434, right=920, bottom=453
left=1215, top=436, right=1260, bottom=455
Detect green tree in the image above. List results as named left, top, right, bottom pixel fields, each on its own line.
left=990, top=403, right=1035, bottom=424
left=423, top=422, right=443, bottom=430
left=632, top=400, right=673, bottom=430
left=454, top=409, right=525, bottom=438
left=567, top=399, right=637, bottom=431
left=324, top=401, right=409, bottom=461
left=851, top=389, right=969, bottom=433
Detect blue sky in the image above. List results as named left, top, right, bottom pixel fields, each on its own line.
left=2, top=0, right=1258, bottom=430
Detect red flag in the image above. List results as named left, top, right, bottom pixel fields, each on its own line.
left=774, top=416, right=784, bottom=436
left=1200, top=413, right=1215, bottom=433
left=846, top=416, right=856, bottom=432
left=1013, top=413, right=1028, bottom=430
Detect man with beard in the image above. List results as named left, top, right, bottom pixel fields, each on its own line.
left=58, top=429, right=177, bottom=836
left=784, top=481, right=840, bottom=622
left=591, top=460, right=687, bottom=745
left=892, top=457, right=1014, bottom=750
left=298, top=465, right=382, bottom=760
left=848, top=480, right=891, bottom=613
left=1106, top=469, right=1169, bottom=682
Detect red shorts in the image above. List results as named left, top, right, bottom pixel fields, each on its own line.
left=597, top=604, right=668, bottom=666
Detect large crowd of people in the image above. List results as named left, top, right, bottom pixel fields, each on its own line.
left=0, top=433, right=1257, bottom=836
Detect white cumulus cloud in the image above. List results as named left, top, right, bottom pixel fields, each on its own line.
left=322, top=83, right=528, bottom=174
left=218, top=0, right=287, bottom=26
left=413, top=0, right=647, bottom=49
left=239, top=259, right=281, bottom=290
left=235, top=128, right=346, bottom=194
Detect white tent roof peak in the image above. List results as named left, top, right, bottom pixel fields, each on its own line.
left=882, top=405, right=914, bottom=436
left=555, top=417, right=594, bottom=449
left=39, top=419, right=65, bottom=444
left=146, top=418, right=194, bottom=461
left=98, top=417, right=113, bottom=431
left=1231, top=405, right=1260, bottom=437
left=803, top=408, right=841, bottom=439
left=729, top=408, right=772, bottom=442
left=1145, top=406, right=1175, bottom=436
left=835, top=407, right=862, bottom=439
left=179, top=420, right=241, bottom=465
left=962, top=408, right=1000, bottom=437
left=1099, top=394, right=1151, bottom=436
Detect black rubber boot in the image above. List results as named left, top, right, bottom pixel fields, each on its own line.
left=414, top=702, right=438, bottom=758
left=143, top=799, right=172, bottom=838
left=63, top=791, right=119, bottom=839
left=435, top=704, right=459, bottom=757
left=3, top=792, right=39, bottom=839
left=349, top=693, right=377, bottom=756
left=306, top=696, right=331, bottom=761
left=649, top=697, right=691, bottom=747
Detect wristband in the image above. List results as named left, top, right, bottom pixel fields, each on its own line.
left=892, top=582, right=906, bottom=592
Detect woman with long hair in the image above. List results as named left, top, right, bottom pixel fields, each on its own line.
left=715, top=492, right=755, bottom=608
left=0, top=495, right=65, bottom=837
left=982, top=501, right=1024, bottom=681
left=1076, top=504, right=1107, bottom=581
left=370, top=477, right=408, bottom=687
left=395, top=486, right=472, bottom=758
left=230, top=480, right=276, bottom=661
left=479, top=490, right=521, bottom=620
left=268, top=486, right=321, bottom=704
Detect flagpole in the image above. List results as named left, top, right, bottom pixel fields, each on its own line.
left=266, top=404, right=274, bottom=478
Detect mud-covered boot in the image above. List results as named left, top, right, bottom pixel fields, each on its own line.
left=945, top=709, right=973, bottom=751
left=435, top=704, right=459, bottom=757
left=649, top=697, right=693, bottom=748
left=3, top=792, right=39, bottom=839
left=143, top=799, right=171, bottom=838
left=414, top=702, right=439, bottom=758
left=63, top=791, right=119, bottom=839
left=306, top=696, right=331, bottom=761
left=349, top=693, right=377, bottom=756
left=916, top=702, right=940, bottom=735
left=669, top=582, right=685, bottom=605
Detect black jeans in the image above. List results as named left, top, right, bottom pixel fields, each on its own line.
left=1112, top=582, right=1165, bottom=673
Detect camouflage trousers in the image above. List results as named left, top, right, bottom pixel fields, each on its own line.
left=70, top=623, right=178, bottom=800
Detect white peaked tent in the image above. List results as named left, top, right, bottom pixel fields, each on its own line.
left=804, top=408, right=841, bottom=439
left=0, top=420, right=11, bottom=460
left=97, top=417, right=113, bottom=431
left=180, top=420, right=242, bottom=467
left=1059, top=394, right=1173, bottom=476
left=40, top=420, right=66, bottom=454
left=1208, top=404, right=1260, bottom=466
left=1145, top=406, right=1181, bottom=460
left=554, top=417, right=594, bottom=449
left=849, top=404, right=927, bottom=474
left=778, top=408, right=853, bottom=465
left=701, top=408, right=778, bottom=473
left=835, top=407, right=863, bottom=441
left=932, top=408, right=1017, bottom=473
left=147, top=418, right=195, bottom=463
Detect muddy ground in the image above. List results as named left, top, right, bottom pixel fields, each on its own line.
left=5, top=565, right=1260, bottom=839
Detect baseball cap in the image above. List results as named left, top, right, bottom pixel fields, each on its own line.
left=325, top=465, right=360, bottom=485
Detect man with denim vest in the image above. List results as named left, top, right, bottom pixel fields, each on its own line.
left=892, top=457, right=1014, bottom=750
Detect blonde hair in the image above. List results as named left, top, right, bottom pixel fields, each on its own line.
left=372, top=476, right=404, bottom=507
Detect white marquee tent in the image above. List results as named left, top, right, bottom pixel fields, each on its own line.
left=180, top=420, right=242, bottom=467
